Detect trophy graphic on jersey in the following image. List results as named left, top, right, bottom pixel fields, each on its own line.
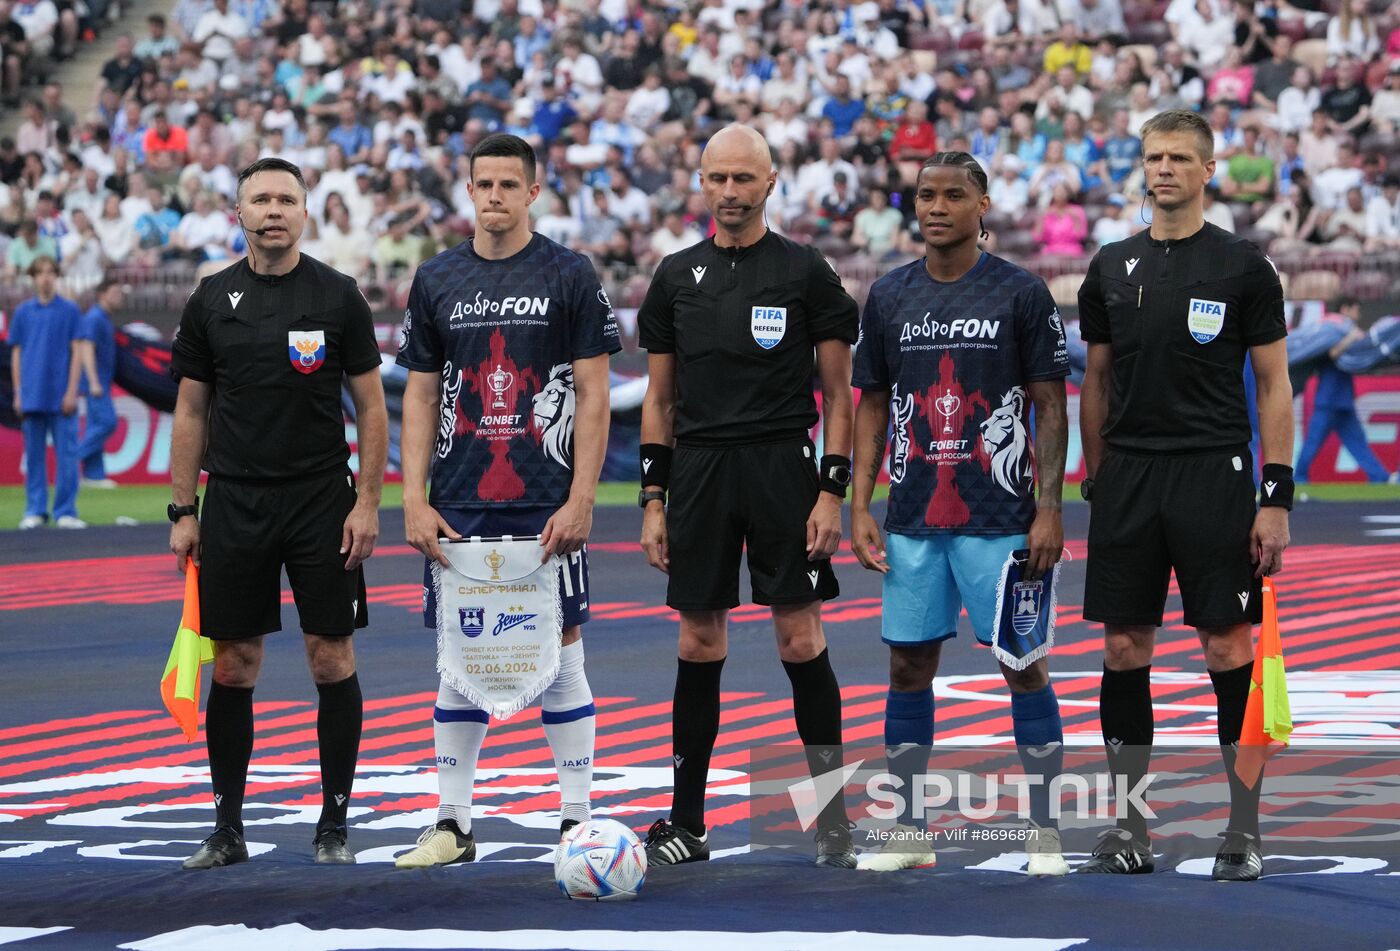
left=935, top=390, right=961, bottom=435
left=487, top=364, right=514, bottom=410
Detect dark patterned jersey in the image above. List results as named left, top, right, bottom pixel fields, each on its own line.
left=852, top=252, right=1070, bottom=535
left=171, top=255, right=380, bottom=481
left=396, top=233, right=621, bottom=510
left=637, top=231, right=859, bottom=447
left=1078, top=223, right=1285, bottom=453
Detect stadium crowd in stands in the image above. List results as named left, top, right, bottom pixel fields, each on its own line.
left=0, top=0, right=1397, bottom=310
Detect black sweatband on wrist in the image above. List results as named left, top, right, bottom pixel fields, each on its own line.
left=819, top=453, right=853, bottom=498
left=1259, top=463, right=1294, bottom=510
left=640, top=443, right=672, bottom=489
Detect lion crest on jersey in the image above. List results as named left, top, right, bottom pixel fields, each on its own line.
left=532, top=363, right=575, bottom=469
left=980, top=387, right=1034, bottom=496
left=437, top=361, right=462, bottom=459
left=888, top=384, right=914, bottom=484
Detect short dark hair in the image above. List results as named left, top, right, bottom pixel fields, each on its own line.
left=470, top=133, right=537, bottom=185
left=28, top=255, right=59, bottom=277
left=236, top=156, right=308, bottom=202
left=919, top=151, right=989, bottom=195
left=1333, top=295, right=1360, bottom=311
left=1140, top=109, right=1213, bottom=161
left=95, top=277, right=123, bottom=297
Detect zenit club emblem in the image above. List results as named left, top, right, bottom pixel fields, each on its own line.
left=288, top=330, right=326, bottom=374
left=751, top=306, right=787, bottom=350
left=1187, top=298, right=1226, bottom=344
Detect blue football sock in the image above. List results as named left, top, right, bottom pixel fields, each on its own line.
left=1011, top=684, right=1064, bottom=829
left=884, top=687, right=934, bottom=828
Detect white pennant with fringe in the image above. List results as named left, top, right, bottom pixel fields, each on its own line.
left=432, top=535, right=563, bottom=720
left=990, top=550, right=1063, bottom=671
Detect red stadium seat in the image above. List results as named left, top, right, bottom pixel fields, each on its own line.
left=957, top=30, right=984, bottom=50
left=1343, top=270, right=1392, bottom=302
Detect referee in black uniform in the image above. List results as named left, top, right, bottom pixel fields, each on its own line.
left=637, top=124, right=860, bottom=868
left=170, top=158, right=389, bottom=869
left=1076, top=110, right=1292, bottom=881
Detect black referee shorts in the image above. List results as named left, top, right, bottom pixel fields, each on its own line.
left=666, top=438, right=839, bottom=611
left=1084, top=446, right=1262, bottom=629
left=200, top=468, right=369, bottom=640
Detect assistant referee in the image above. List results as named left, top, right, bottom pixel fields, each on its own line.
left=637, top=124, right=860, bottom=869
left=1076, top=110, right=1292, bottom=881
left=169, top=157, right=389, bottom=869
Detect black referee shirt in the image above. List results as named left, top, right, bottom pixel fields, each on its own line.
left=171, top=255, right=380, bottom=481
left=1078, top=222, right=1286, bottom=454
left=638, top=231, right=859, bottom=447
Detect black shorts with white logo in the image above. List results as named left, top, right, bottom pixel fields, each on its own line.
left=1084, top=446, right=1263, bottom=629
left=666, top=438, right=839, bottom=611
left=199, top=467, right=369, bottom=639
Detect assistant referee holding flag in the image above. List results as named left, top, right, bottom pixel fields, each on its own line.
left=1076, top=110, right=1292, bottom=881
left=170, top=157, right=389, bottom=869
left=638, top=124, right=861, bottom=868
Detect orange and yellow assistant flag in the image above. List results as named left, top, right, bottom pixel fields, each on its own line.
left=159, top=559, right=215, bottom=741
left=1234, top=577, right=1292, bottom=790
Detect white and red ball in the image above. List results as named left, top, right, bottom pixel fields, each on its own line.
left=553, top=818, right=647, bottom=901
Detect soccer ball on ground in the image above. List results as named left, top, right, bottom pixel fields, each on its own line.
left=554, top=818, right=647, bottom=901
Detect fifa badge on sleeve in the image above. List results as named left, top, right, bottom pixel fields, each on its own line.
left=991, top=549, right=1061, bottom=671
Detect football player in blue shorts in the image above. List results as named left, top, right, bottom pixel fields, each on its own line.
left=851, top=152, right=1071, bottom=875
left=393, top=134, right=621, bottom=868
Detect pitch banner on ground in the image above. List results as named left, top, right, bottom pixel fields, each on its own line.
left=158, top=559, right=214, bottom=741
left=432, top=536, right=563, bottom=720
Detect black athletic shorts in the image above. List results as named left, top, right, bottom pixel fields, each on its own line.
left=1084, top=445, right=1262, bottom=629
left=199, top=467, right=369, bottom=639
left=666, top=438, right=839, bottom=611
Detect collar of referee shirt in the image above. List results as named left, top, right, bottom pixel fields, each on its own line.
left=1146, top=223, right=1208, bottom=250
left=714, top=229, right=771, bottom=257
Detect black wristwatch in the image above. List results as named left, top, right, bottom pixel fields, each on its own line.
left=638, top=489, right=666, bottom=508
left=167, top=498, right=200, bottom=522
left=1080, top=478, right=1095, bottom=501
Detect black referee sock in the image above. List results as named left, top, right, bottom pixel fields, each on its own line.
left=1210, top=662, right=1261, bottom=840
left=206, top=680, right=255, bottom=835
left=782, top=648, right=849, bottom=830
left=670, top=657, right=725, bottom=837
left=1099, top=665, right=1154, bottom=843
left=315, top=672, right=363, bottom=831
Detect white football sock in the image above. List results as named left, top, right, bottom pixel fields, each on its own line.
left=541, top=639, right=595, bottom=824
left=434, top=680, right=488, bottom=833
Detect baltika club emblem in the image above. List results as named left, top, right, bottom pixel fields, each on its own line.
left=288, top=330, right=326, bottom=374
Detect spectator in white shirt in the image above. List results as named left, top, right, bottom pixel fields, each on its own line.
left=1092, top=194, right=1134, bottom=246
left=764, top=97, right=809, bottom=151
left=796, top=137, right=859, bottom=211
left=192, top=0, right=248, bottom=65
left=1364, top=176, right=1400, bottom=249
left=989, top=155, right=1030, bottom=214
left=93, top=194, right=135, bottom=265
left=1037, top=66, right=1095, bottom=121
left=171, top=190, right=230, bottom=259
left=1202, top=184, right=1235, bottom=232
left=648, top=209, right=703, bottom=260
left=1275, top=67, right=1321, bottom=134
left=555, top=34, right=605, bottom=112
left=1325, top=0, right=1379, bottom=65
left=1177, top=0, right=1234, bottom=68
left=625, top=66, right=671, bottom=131
left=1312, top=142, right=1365, bottom=211
left=762, top=51, right=809, bottom=112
